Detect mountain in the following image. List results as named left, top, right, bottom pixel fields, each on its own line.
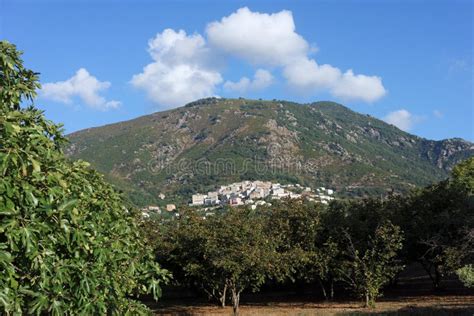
left=66, top=98, right=473, bottom=207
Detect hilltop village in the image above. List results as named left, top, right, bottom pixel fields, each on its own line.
left=142, top=181, right=335, bottom=217
left=191, top=180, right=334, bottom=208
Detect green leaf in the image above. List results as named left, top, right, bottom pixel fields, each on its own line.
left=30, top=158, right=41, bottom=173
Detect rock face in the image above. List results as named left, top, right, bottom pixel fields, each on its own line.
left=66, top=98, right=473, bottom=206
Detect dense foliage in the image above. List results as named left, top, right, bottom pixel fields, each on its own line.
left=0, top=41, right=168, bottom=315
left=457, top=265, right=474, bottom=288
left=150, top=158, right=473, bottom=313
left=153, top=202, right=405, bottom=312
left=151, top=209, right=279, bottom=315
left=388, top=157, right=474, bottom=289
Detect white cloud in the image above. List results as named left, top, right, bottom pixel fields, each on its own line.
left=41, top=68, right=120, bottom=110
left=330, top=70, right=386, bottom=103
left=207, top=7, right=308, bottom=66
left=132, top=7, right=387, bottom=107
left=147, top=29, right=213, bottom=67
left=224, top=69, right=274, bottom=93
left=383, top=109, right=418, bottom=131
left=207, top=7, right=387, bottom=103
left=131, top=29, right=222, bottom=108
left=283, top=58, right=341, bottom=90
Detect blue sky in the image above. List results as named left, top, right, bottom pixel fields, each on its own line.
left=2, top=0, right=472, bottom=141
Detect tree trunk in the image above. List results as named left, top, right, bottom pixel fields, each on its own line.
left=434, top=265, right=442, bottom=290
left=219, top=284, right=227, bottom=308
left=420, top=261, right=439, bottom=289
left=329, top=279, right=334, bottom=300
left=364, top=290, right=376, bottom=308
left=423, top=261, right=443, bottom=290
left=318, top=278, right=327, bottom=300
left=231, top=287, right=240, bottom=316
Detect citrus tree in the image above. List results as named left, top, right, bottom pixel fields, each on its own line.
left=0, top=41, right=168, bottom=315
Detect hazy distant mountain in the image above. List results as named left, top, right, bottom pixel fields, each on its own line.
left=66, top=98, right=473, bottom=206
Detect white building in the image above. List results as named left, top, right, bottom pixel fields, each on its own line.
left=192, top=194, right=206, bottom=206
left=272, top=187, right=285, bottom=196
left=205, top=192, right=219, bottom=205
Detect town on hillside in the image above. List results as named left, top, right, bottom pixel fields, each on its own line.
left=191, top=180, right=335, bottom=208
left=142, top=181, right=335, bottom=217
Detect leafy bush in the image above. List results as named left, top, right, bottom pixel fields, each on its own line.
left=456, top=265, right=474, bottom=288
left=0, top=41, right=168, bottom=314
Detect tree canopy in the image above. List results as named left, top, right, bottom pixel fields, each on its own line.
left=0, top=41, right=168, bottom=315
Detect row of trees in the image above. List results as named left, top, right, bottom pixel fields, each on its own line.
left=151, top=200, right=403, bottom=314
left=150, top=158, right=473, bottom=315
left=0, top=41, right=169, bottom=315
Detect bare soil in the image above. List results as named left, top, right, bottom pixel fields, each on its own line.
left=153, top=294, right=474, bottom=316
left=151, top=264, right=474, bottom=315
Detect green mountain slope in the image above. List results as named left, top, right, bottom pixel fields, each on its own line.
left=66, top=98, right=473, bottom=206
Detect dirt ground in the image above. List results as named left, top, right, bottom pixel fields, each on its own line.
left=153, top=294, right=474, bottom=315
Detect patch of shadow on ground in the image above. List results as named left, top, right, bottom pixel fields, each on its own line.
left=338, top=305, right=474, bottom=316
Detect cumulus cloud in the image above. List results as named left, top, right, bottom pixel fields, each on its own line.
left=330, top=70, right=387, bottom=103
left=223, top=69, right=274, bottom=93
left=41, top=68, right=120, bottom=110
left=132, top=7, right=387, bottom=107
left=383, top=109, right=418, bottom=131
left=283, top=58, right=341, bottom=90
left=207, top=7, right=309, bottom=66
left=207, top=7, right=386, bottom=103
left=131, top=29, right=222, bottom=108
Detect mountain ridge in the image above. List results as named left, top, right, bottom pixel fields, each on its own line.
left=66, top=98, right=473, bottom=206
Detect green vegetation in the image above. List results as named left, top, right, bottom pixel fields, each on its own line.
left=1, top=41, right=472, bottom=315
left=152, top=201, right=405, bottom=311
left=149, top=158, right=473, bottom=313
left=0, top=41, right=168, bottom=315
left=66, top=97, right=473, bottom=207
left=152, top=209, right=278, bottom=315
left=388, top=160, right=474, bottom=289
left=456, top=265, right=474, bottom=288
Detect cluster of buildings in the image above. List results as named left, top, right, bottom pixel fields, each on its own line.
left=190, top=180, right=335, bottom=208
left=141, top=181, right=336, bottom=217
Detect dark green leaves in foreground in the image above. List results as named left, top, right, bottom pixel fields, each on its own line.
left=0, top=41, right=169, bottom=315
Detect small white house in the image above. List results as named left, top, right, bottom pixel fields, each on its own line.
left=191, top=194, right=206, bottom=206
